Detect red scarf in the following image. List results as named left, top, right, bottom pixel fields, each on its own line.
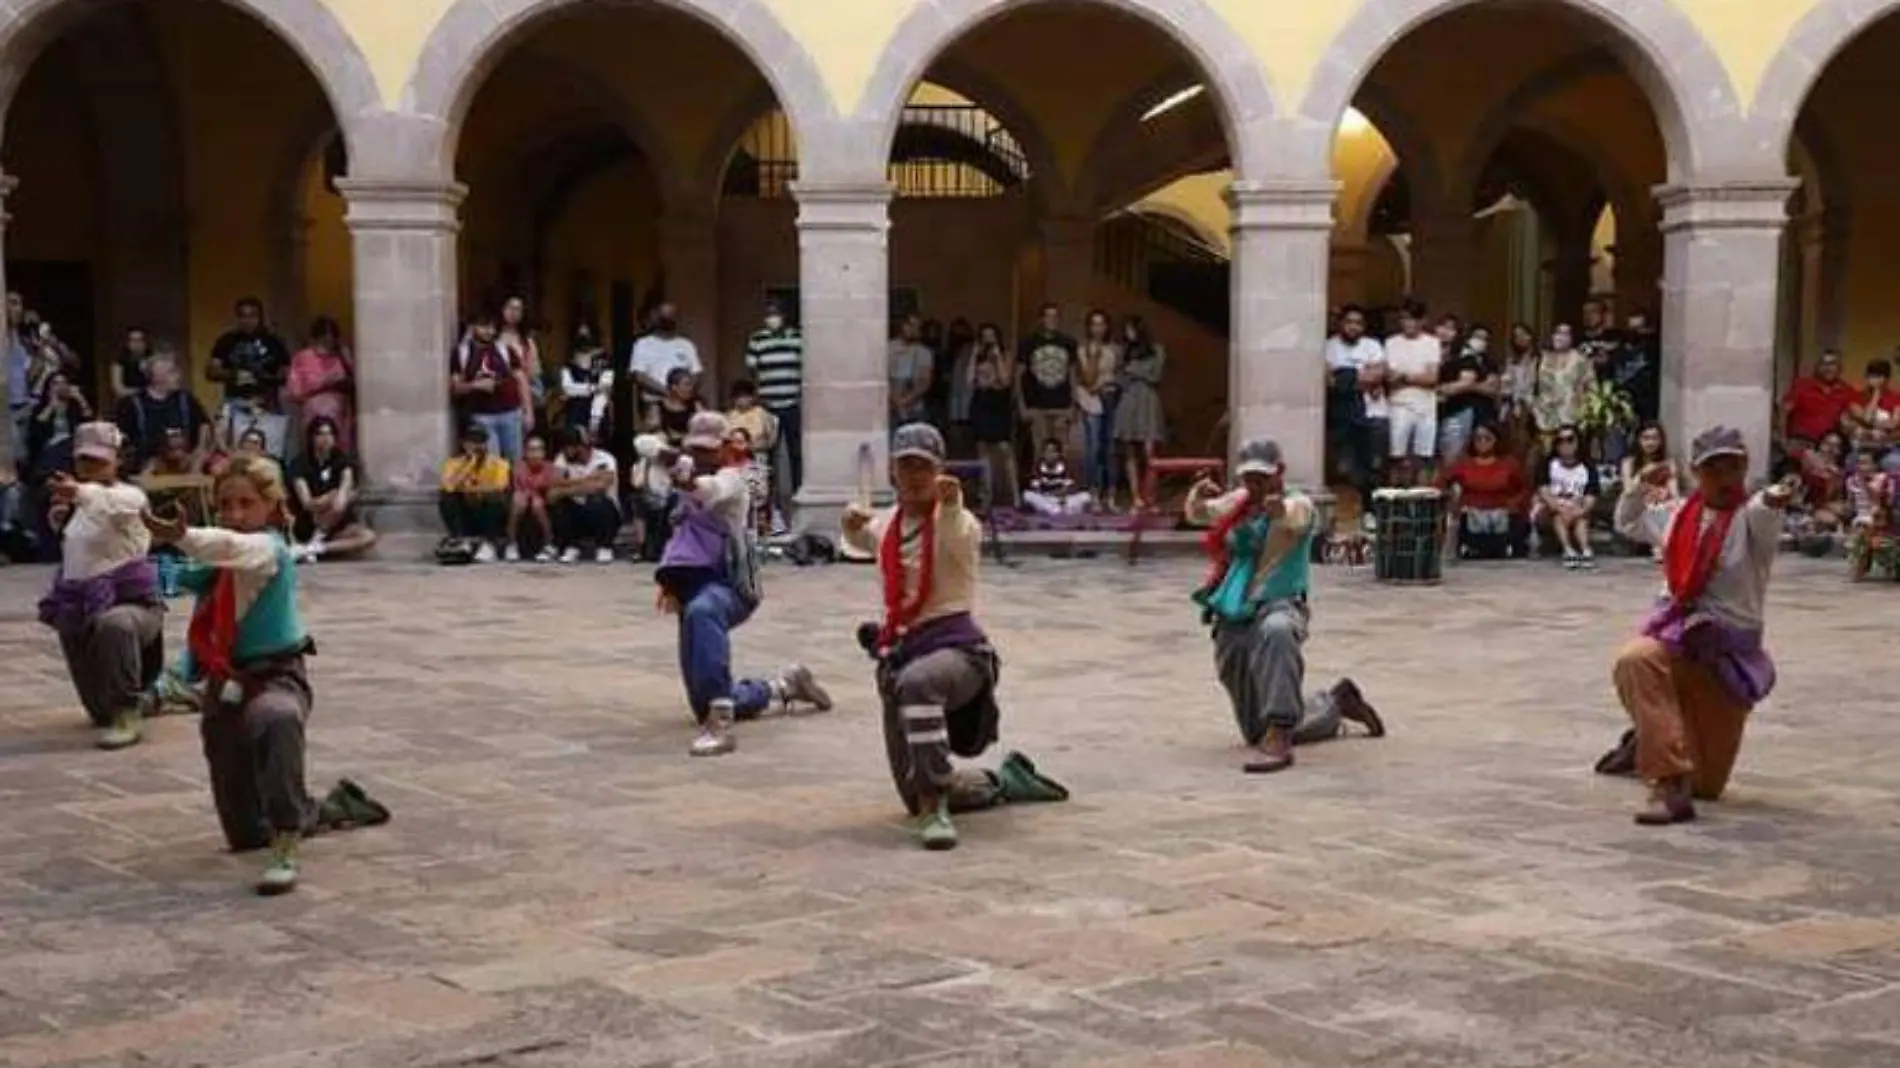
left=877, top=507, right=936, bottom=650
left=1663, top=491, right=1738, bottom=604
left=1199, top=495, right=1254, bottom=590
left=187, top=570, right=240, bottom=687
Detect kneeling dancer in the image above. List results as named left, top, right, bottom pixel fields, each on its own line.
left=1610, top=426, right=1793, bottom=825
left=37, top=423, right=164, bottom=750
left=656, top=411, right=831, bottom=757
left=1189, top=439, right=1384, bottom=773
left=143, top=456, right=389, bottom=894
left=841, top=423, right=1069, bottom=851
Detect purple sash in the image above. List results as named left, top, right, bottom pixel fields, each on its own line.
left=1639, top=599, right=1776, bottom=709
left=38, top=558, right=161, bottom=635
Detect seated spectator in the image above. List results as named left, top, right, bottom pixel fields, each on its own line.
left=288, top=416, right=376, bottom=560
left=1790, top=429, right=1851, bottom=537
left=1439, top=421, right=1529, bottom=559
left=657, top=367, right=701, bottom=445
left=1022, top=437, right=1092, bottom=516
left=629, top=433, right=677, bottom=562
left=726, top=380, right=778, bottom=530
left=116, top=352, right=210, bottom=470
left=141, top=427, right=201, bottom=478
left=1533, top=425, right=1600, bottom=570
left=549, top=427, right=620, bottom=563
left=438, top=421, right=510, bottom=562
left=507, top=433, right=558, bottom=562
left=726, top=426, right=772, bottom=536
left=1847, top=449, right=1897, bottom=580
left=1845, top=358, right=1900, bottom=473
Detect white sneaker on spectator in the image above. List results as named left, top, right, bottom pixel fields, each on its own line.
left=535, top=546, right=559, bottom=563
left=594, top=547, right=615, bottom=564
left=307, top=533, right=328, bottom=558
left=502, top=544, right=521, bottom=563
left=473, top=542, right=498, bottom=564
left=560, top=547, right=582, bottom=564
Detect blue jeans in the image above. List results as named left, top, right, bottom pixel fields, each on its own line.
left=771, top=404, right=802, bottom=506
left=471, top=410, right=524, bottom=464
left=677, top=581, right=772, bottom=722
left=1080, top=412, right=1105, bottom=492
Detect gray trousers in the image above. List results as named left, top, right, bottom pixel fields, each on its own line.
left=1213, top=598, right=1312, bottom=747
left=201, top=656, right=316, bottom=851
left=57, top=603, right=164, bottom=727
left=882, top=648, right=1002, bottom=815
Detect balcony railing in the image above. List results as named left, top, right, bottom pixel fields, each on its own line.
left=724, top=103, right=1030, bottom=199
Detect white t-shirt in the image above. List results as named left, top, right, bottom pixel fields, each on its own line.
left=1383, top=333, right=1441, bottom=414
left=628, top=335, right=701, bottom=395
left=1325, top=335, right=1388, bottom=419
left=61, top=482, right=151, bottom=581
left=1546, top=458, right=1594, bottom=501
left=556, top=449, right=620, bottom=504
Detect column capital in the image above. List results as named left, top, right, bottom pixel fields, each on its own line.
left=1654, top=180, right=1797, bottom=234
left=334, top=178, right=467, bottom=233
left=791, top=181, right=893, bottom=233
left=1227, top=180, right=1338, bottom=232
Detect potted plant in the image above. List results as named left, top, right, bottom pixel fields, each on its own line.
left=1578, top=380, right=1636, bottom=522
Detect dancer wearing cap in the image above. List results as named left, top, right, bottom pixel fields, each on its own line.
left=36, top=422, right=166, bottom=750
left=655, top=410, right=831, bottom=757
left=1610, top=425, right=1795, bottom=825
left=1188, top=439, right=1385, bottom=774
left=841, top=423, right=1069, bottom=851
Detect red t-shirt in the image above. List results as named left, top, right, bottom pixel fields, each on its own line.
left=513, top=458, right=554, bottom=497
left=1857, top=387, right=1900, bottom=417
left=1784, top=375, right=1857, bottom=442
left=1441, top=456, right=1528, bottom=512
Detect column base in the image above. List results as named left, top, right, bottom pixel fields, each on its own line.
left=359, top=487, right=444, bottom=561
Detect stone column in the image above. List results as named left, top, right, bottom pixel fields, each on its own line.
left=659, top=212, right=722, bottom=395
left=1796, top=205, right=1849, bottom=357
left=791, top=182, right=893, bottom=531
left=1655, top=180, right=1796, bottom=480
left=1408, top=203, right=1476, bottom=316
left=1228, top=180, right=1337, bottom=491
left=335, top=178, right=467, bottom=530
left=0, top=170, right=15, bottom=470
left=1040, top=215, right=1096, bottom=324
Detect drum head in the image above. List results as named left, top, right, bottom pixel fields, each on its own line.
left=881, top=700, right=924, bottom=816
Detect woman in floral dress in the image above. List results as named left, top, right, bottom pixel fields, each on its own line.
left=1530, top=323, right=1596, bottom=458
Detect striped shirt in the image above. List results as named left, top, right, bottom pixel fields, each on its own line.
left=745, top=327, right=804, bottom=410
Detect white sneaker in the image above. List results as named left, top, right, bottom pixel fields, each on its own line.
left=473, top=542, right=498, bottom=564
left=560, top=547, right=582, bottom=564
left=502, top=544, right=521, bottom=563
left=594, top=547, right=615, bottom=564
left=535, top=546, right=559, bottom=563
left=690, top=700, right=737, bottom=757
left=307, top=533, right=327, bottom=556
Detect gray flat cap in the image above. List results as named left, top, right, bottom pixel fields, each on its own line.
left=1234, top=438, right=1285, bottom=478
left=891, top=422, right=946, bottom=465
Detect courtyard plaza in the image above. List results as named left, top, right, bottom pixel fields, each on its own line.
left=0, top=554, right=1897, bottom=1068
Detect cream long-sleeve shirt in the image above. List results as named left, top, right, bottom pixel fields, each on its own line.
left=61, top=481, right=151, bottom=580
left=841, top=500, right=982, bottom=625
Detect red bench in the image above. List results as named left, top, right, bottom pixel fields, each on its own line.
left=1128, top=457, right=1226, bottom=564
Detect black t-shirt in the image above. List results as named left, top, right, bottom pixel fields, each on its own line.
left=1577, top=328, right=1625, bottom=380
left=1439, top=352, right=1497, bottom=426
left=290, top=449, right=355, bottom=499
left=1017, top=330, right=1077, bottom=412
left=1615, top=333, right=1661, bottom=422
left=659, top=400, right=699, bottom=444
left=970, top=384, right=1014, bottom=444
left=210, top=329, right=291, bottom=404
left=118, top=352, right=149, bottom=394
left=116, top=389, right=209, bottom=466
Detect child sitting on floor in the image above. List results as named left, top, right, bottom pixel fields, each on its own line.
left=1022, top=437, right=1092, bottom=517
left=141, top=455, right=387, bottom=895
left=1847, top=450, right=1896, bottom=579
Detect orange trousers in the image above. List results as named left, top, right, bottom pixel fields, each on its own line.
left=1612, top=638, right=1750, bottom=801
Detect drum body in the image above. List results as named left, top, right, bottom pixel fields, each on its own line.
left=1372, top=488, right=1445, bottom=584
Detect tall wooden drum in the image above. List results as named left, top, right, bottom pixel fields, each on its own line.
left=1371, top=488, right=1445, bottom=585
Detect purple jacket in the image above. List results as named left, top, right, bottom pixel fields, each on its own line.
left=38, top=558, right=161, bottom=635
left=1640, top=599, right=1776, bottom=709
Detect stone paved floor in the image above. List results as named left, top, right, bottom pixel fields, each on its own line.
left=2, top=553, right=1899, bottom=1068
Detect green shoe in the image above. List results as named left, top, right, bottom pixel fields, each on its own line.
left=317, top=779, right=392, bottom=832
left=257, top=832, right=300, bottom=895
left=917, top=799, right=958, bottom=851
left=95, top=708, right=145, bottom=751
left=994, top=751, right=1071, bottom=804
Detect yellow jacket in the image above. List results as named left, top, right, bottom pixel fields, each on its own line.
left=439, top=453, right=510, bottom=494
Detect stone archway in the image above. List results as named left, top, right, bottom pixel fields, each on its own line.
left=0, top=0, right=379, bottom=154
left=1293, top=0, right=1743, bottom=183
left=1748, top=0, right=1900, bottom=168
left=400, top=0, right=838, bottom=184
left=848, top=0, right=1278, bottom=186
